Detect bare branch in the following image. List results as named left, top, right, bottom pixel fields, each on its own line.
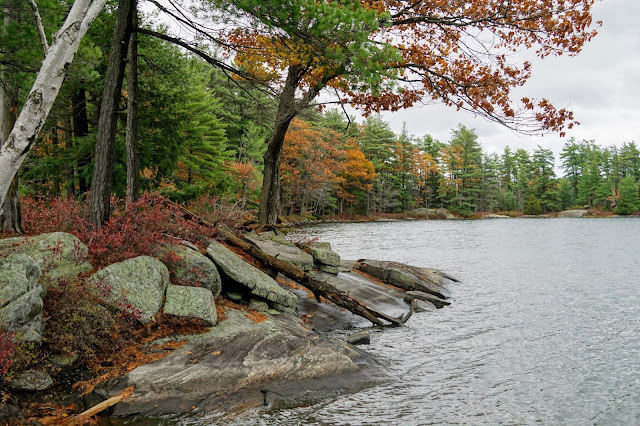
left=25, top=0, right=49, bottom=56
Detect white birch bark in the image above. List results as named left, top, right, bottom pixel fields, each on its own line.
left=0, top=0, right=108, bottom=211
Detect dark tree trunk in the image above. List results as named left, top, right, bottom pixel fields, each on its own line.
left=64, top=120, right=75, bottom=198
left=125, top=4, right=139, bottom=207
left=0, top=7, right=22, bottom=234
left=72, top=87, right=91, bottom=194
left=88, top=0, right=134, bottom=227
left=0, top=80, right=22, bottom=234
left=258, top=65, right=302, bottom=225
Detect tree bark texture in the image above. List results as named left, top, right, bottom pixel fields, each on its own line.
left=0, top=0, right=108, bottom=211
left=72, top=87, right=91, bottom=194
left=89, top=0, right=135, bottom=227
left=125, top=5, right=139, bottom=206
left=258, top=65, right=302, bottom=225
left=0, top=10, right=21, bottom=234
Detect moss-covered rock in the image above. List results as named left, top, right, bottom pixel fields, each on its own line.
left=0, top=254, right=45, bottom=342
left=163, top=285, right=216, bottom=326
left=0, top=232, right=92, bottom=280
left=310, top=242, right=340, bottom=275
left=206, top=241, right=297, bottom=308
left=90, top=256, right=169, bottom=324
left=158, top=243, right=221, bottom=296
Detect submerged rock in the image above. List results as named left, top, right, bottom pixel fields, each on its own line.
left=0, top=254, right=45, bottom=342
left=206, top=241, right=297, bottom=308
left=347, top=331, right=371, bottom=345
left=103, top=310, right=384, bottom=418
left=90, top=256, right=169, bottom=324
left=0, top=232, right=92, bottom=280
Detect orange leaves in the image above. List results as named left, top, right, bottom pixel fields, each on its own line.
left=281, top=119, right=375, bottom=210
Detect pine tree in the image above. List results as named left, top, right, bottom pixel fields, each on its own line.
left=615, top=175, right=639, bottom=215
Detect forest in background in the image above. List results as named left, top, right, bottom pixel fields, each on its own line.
left=2, top=0, right=636, bottom=228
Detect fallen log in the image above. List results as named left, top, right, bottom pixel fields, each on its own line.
left=217, top=225, right=408, bottom=327
left=159, top=196, right=411, bottom=327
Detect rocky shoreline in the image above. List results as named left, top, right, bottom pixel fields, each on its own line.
left=281, top=208, right=630, bottom=228
left=0, top=230, right=456, bottom=423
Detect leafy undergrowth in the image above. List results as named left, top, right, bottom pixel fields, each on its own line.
left=20, top=193, right=223, bottom=269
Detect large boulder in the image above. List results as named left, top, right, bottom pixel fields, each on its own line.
left=0, top=232, right=92, bottom=280
left=353, top=259, right=455, bottom=299
left=158, top=243, right=221, bottom=296
left=90, top=256, right=169, bottom=324
left=413, top=208, right=456, bottom=220
left=0, top=254, right=46, bottom=342
left=558, top=209, right=588, bottom=218
left=163, top=285, right=217, bottom=326
left=245, top=231, right=314, bottom=272
left=103, top=310, right=384, bottom=418
left=206, top=241, right=297, bottom=308
left=310, top=242, right=340, bottom=275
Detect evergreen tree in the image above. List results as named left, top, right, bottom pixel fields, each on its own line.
left=615, top=175, right=639, bottom=215
left=577, top=156, right=602, bottom=207
left=523, top=193, right=542, bottom=215
left=531, top=146, right=559, bottom=212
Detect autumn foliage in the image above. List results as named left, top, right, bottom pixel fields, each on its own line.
left=216, top=0, right=598, bottom=135
left=281, top=119, right=375, bottom=215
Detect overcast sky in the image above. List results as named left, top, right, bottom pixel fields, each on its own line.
left=371, top=0, right=639, bottom=160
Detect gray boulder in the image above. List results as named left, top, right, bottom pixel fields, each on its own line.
left=347, top=330, right=370, bottom=345
left=558, top=209, right=588, bottom=218
left=206, top=241, right=297, bottom=308
left=163, top=285, right=216, bottom=326
left=159, top=243, right=221, bottom=296
left=6, top=370, right=53, bottom=392
left=245, top=232, right=314, bottom=271
left=103, top=310, right=384, bottom=418
left=310, top=242, right=340, bottom=275
left=90, top=256, right=169, bottom=324
left=354, top=259, right=454, bottom=299
left=482, top=214, right=510, bottom=219
left=0, top=254, right=45, bottom=342
left=413, top=208, right=455, bottom=220
left=0, top=232, right=92, bottom=280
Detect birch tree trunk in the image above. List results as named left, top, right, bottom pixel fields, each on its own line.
left=0, top=0, right=108, bottom=212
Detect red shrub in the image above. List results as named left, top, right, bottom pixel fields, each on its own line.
left=0, top=329, right=17, bottom=375
left=20, top=193, right=213, bottom=269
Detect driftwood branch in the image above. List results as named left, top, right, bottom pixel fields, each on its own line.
left=63, top=386, right=134, bottom=424
left=159, top=197, right=411, bottom=326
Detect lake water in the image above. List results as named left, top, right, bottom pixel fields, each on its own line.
left=231, top=218, right=640, bottom=425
